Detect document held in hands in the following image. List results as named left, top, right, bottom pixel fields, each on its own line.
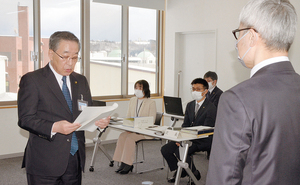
left=75, top=103, right=118, bottom=132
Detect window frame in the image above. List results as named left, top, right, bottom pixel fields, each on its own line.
left=87, top=1, right=163, bottom=100
left=0, top=0, right=164, bottom=106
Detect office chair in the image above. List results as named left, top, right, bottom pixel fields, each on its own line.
left=134, top=112, right=165, bottom=174
left=186, top=150, right=211, bottom=185
left=165, top=136, right=212, bottom=181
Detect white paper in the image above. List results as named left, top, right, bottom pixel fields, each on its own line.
left=164, top=129, right=180, bottom=139
left=75, top=103, right=118, bottom=132
left=181, top=126, right=214, bottom=131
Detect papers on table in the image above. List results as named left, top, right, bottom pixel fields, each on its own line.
left=181, top=126, right=214, bottom=134
left=180, top=126, right=214, bottom=138
left=109, top=117, right=124, bottom=125
left=123, top=117, right=153, bottom=128
left=75, top=103, right=118, bottom=132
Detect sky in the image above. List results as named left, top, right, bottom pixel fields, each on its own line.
left=0, top=0, right=157, bottom=42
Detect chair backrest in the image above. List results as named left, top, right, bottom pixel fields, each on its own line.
left=154, top=112, right=164, bottom=126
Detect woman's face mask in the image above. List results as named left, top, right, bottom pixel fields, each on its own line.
left=134, top=89, right=144, bottom=98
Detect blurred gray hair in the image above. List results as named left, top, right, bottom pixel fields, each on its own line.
left=49, top=31, right=81, bottom=52
left=239, top=0, right=297, bottom=51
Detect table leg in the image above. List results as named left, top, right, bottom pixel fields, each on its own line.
left=174, top=143, right=189, bottom=185
left=174, top=143, right=201, bottom=185
left=89, top=129, right=114, bottom=172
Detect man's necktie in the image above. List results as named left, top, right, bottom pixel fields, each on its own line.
left=195, top=103, right=200, bottom=116
left=206, top=91, right=211, bottom=100
left=62, top=76, right=78, bottom=156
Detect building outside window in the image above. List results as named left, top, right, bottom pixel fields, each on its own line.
left=0, top=0, right=163, bottom=103
left=0, top=0, right=33, bottom=101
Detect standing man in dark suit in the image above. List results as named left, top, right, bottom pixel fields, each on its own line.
left=161, top=78, right=216, bottom=183
left=207, top=0, right=300, bottom=184
left=203, top=71, right=223, bottom=108
left=18, top=31, right=110, bottom=185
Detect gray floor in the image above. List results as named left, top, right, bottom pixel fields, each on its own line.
left=0, top=141, right=209, bottom=185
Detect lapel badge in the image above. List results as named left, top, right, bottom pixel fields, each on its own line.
left=75, top=81, right=77, bottom=84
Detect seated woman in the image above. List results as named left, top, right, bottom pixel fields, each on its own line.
left=113, top=80, right=156, bottom=174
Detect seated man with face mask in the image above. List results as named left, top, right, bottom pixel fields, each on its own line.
left=161, top=78, right=217, bottom=183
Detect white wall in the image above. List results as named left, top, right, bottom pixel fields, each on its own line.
left=0, top=98, right=163, bottom=159
left=164, top=0, right=300, bottom=96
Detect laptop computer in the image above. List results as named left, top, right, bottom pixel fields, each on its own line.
left=163, top=96, right=184, bottom=116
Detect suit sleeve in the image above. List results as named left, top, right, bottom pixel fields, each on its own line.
left=206, top=90, right=252, bottom=185
left=203, top=104, right=216, bottom=127
left=182, top=102, right=192, bottom=127
left=126, top=98, right=134, bottom=117
left=17, top=74, right=54, bottom=141
left=213, top=93, right=221, bottom=108
left=213, top=88, right=223, bottom=108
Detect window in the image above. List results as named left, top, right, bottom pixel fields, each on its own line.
left=18, top=50, right=22, bottom=61
left=0, top=0, right=33, bottom=101
left=90, top=0, right=161, bottom=98
left=0, top=0, right=163, bottom=104
left=90, top=2, right=122, bottom=96
left=0, top=52, right=11, bottom=61
left=41, top=0, right=81, bottom=72
left=128, top=7, right=157, bottom=95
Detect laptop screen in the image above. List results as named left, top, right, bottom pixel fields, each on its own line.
left=163, top=96, right=184, bottom=116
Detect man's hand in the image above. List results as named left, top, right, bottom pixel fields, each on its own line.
left=52, top=120, right=81, bottom=135
left=95, top=116, right=111, bottom=129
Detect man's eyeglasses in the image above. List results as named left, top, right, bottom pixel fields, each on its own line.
left=191, top=88, right=205, bottom=92
left=53, top=50, right=80, bottom=63
left=232, top=28, right=257, bottom=40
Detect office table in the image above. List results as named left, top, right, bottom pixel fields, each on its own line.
left=108, top=124, right=207, bottom=185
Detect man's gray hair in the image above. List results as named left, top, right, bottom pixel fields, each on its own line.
left=239, top=0, right=297, bottom=51
left=49, top=31, right=81, bottom=51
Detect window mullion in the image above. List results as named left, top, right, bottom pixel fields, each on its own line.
left=81, top=0, right=90, bottom=79
left=33, top=0, right=41, bottom=70
left=121, top=5, right=129, bottom=97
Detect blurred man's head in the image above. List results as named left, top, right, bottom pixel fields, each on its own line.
left=191, top=78, right=208, bottom=102
left=233, top=0, right=297, bottom=68
left=48, top=31, right=80, bottom=76
left=239, top=0, right=297, bottom=52
left=204, top=71, right=218, bottom=90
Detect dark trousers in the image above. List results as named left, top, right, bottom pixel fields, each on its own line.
left=27, top=152, right=81, bottom=185
left=161, top=141, right=200, bottom=172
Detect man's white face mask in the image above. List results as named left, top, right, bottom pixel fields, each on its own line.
left=208, top=81, right=214, bottom=90
left=191, top=91, right=203, bottom=101
left=235, top=30, right=251, bottom=68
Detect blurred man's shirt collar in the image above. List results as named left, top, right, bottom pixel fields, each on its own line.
left=250, top=56, right=289, bottom=78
